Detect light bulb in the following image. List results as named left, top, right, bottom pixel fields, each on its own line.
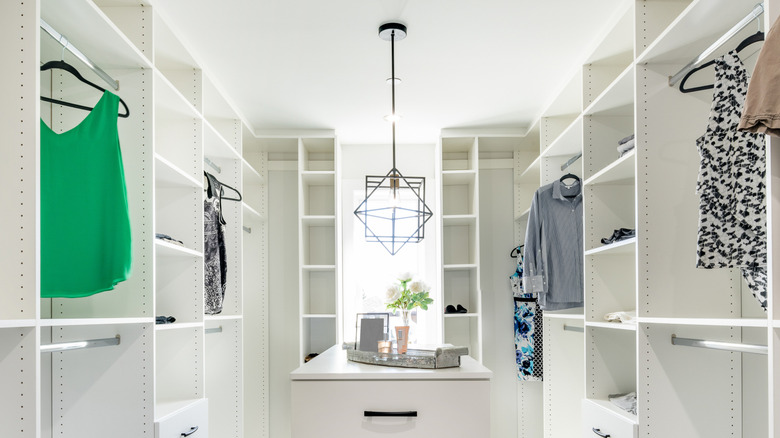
left=384, top=113, right=402, bottom=123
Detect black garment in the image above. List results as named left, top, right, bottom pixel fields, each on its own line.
left=204, top=172, right=228, bottom=314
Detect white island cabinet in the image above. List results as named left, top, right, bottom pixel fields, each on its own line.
left=290, top=346, right=492, bottom=437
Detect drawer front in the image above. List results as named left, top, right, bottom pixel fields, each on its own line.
left=156, top=399, right=209, bottom=438
left=291, top=379, right=490, bottom=438
left=581, top=400, right=637, bottom=438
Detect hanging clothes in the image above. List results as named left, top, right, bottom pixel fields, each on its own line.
left=41, top=90, right=132, bottom=297
left=696, top=51, right=767, bottom=311
left=523, top=180, right=584, bottom=310
left=204, top=171, right=228, bottom=314
left=510, top=247, right=543, bottom=381
left=739, top=14, right=780, bottom=136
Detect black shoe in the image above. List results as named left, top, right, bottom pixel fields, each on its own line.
left=456, top=304, right=468, bottom=313
left=445, top=305, right=458, bottom=314
left=601, top=229, right=622, bottom=245
left=615, top=228, right=635, bottom=242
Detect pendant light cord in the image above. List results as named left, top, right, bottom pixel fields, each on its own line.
left=391, top=29, right=397, bottom=173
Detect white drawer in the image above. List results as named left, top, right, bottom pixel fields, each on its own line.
left=291, top=379, right=490, bottom=438
left=155, top=399, right=209, bottom=438
left=582, top=399, right=637, bottom=438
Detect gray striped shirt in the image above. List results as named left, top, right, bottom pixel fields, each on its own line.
left=523, top=180, right=583, bottom=310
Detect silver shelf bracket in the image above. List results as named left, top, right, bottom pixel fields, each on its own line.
left=204, top=157, right=222, bottom=174
left=205, top=326, right=223, bottom=334
left=561, top=152, right=583, bottom=171
left=563, top=325, right=584, bottom=333
left=41, top=335, right=120, bottom=353
left=671, top=335, right=767, bottom=355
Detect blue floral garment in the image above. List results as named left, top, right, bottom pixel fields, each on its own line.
left=511, top=247, right=543, bottom=381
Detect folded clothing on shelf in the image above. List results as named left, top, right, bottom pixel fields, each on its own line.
left=604, top=310, right=636, bottom=324
left=155, top=233, right=184, bottom=246
left=617, top=138, right=635, bottom=157
left=155, top=315, right=176, bottom=324
left=617, top=134, right=635, bottom=145
left=600, top=228, right=635, bottom=245
left=608, top=391, right=637, bottom=415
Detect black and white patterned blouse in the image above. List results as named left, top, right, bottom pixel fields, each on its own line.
left=695, top=51, right=767, bottom=310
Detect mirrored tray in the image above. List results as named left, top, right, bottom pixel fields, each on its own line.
left=344, top=343, right=468, bottom=369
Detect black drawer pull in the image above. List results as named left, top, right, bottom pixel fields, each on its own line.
left=592, top=428, right=610, bottom=437
left=181, top=426, right=199, bottom=437
left=364, top=411, right=418, bottom=417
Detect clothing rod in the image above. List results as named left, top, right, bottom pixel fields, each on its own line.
left=560, top=152, right=583, bottom=171
left=243, top=226, right=252, bottom=234
left=205, top=327, right=222, bottom=334
left=204, top=157, right=222, bottom=174
left=671, top=335, right=767, bottom=355
left=563, top=325, right=584, bottom=333
left=39, top=19, right=120, bottom=91
left=40, top=335, right=120, bottom=353
left=669, top=3, right=764, bottom=86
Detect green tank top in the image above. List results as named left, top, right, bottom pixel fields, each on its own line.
left=41, top=90, right=132, bottom=298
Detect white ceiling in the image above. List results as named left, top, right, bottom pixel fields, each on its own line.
left=154, top=0, right=627, bottom=144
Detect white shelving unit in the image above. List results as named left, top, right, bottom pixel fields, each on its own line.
left=2, top=1, right=269, bottom=437
left=523, top=1, right=779, bottom=437
left=297, top=136, right=341, bottom=365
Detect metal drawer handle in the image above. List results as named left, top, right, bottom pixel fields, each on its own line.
left=592, top=428, right=610, bottom=437
left=364, top=411, right=418, bottom=417
left=181, top=426, right=199, bottom=437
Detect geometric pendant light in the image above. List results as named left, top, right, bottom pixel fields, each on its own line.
left=353, top=22, right=433, bottom=255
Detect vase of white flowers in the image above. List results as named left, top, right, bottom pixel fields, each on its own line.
left=385, top=273, right=433, bottom=353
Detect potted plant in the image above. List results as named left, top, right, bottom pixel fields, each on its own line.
left=385, top=273, right=433, bottom=353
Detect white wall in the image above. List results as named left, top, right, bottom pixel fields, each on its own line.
left=268, top=168, right=299, bottom=438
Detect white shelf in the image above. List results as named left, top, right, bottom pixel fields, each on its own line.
left=301, top=265, right=337, bottom=272
left=301, top=215, right=336, bottom=226
left=443, top=215, right=477, bottom=226
left=443, top=264, right=478, bottom=271
left=515, top=207, right=531, bottom=222
left=204, top=120, right=241, bottom=160
left=243, top=202, right=262, bottom=219
left=0, top=319, right=37, bottom=329
left=444, top=313, right=479, bottom=318
left=636, top=0, right=760, bottom=64
left=541, top=116, right=583, bottom=158
left=155, top=398, right=205, bottom=422
left=301, top=171, right=335, bottom=185
left=41, top=0, right=152, bottom=69
left=584, top=150, right=636, bottom=186
left=155, top=239, right=203, bottom=258
left=154, top=69, right=202, bottom=119
left=442, top=170, right=477, bottom=185
left=638, top=317, right=769, bottom=328
left=583, top=64, right=635, bottom=116
left=587, top=321, right=638, bottom=331
left=155, top=154, right=202, bottom=188
left=39, top=317, right=153, bottom=327
left=544, top=309, right=585, bottom=320
left=155, top=322, right=204, bottom=331
left=243, top=159, right=265, bottom=186
left=302, top=314, right=337, bottom=319
left=585, top=237, right=636, bottom=256
left=584, top=398, right=638, bottom=425
left=517, top=157, right=541, bottom=185
left=204, top=314, right=243, bottom=322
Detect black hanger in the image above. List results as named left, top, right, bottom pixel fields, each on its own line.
left=510, top=245, right=524, bottom=259
left=679, top=30, right=765, bottom=94
left=204, top=171, right=242, bottom=202
left=219, top=183, right=242, bottom=202
left=40, top=60, right=130, bottom=118
left=560, top=173, right=580, bottom=183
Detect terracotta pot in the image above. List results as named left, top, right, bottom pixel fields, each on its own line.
left=395, top=325, right=410, bottom=354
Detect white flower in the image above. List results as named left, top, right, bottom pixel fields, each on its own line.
left=397, top=272, right=413, bottom=282
left=409, top=281, right=423, bottom=293
left=385, top=284, right=401, bottom=303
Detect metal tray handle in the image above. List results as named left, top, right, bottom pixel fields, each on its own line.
left=364, top=411, right=418, bottom=417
